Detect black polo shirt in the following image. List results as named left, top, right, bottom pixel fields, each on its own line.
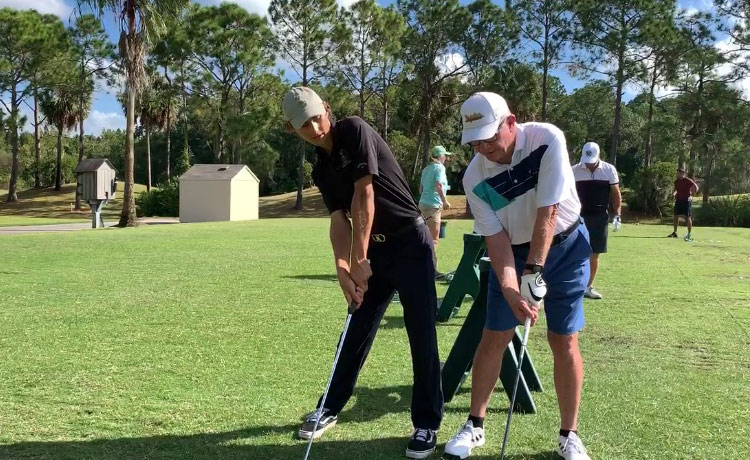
left=312, top=117, right=420, bottom=234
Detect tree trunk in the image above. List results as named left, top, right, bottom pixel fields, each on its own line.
left=146, top=122, right=152, bottom=192
left=119, top=78, right=137, bottom=227
left=382, top=96, right=389, bottom=143
left=76, top=55, right=86, bottom=210
left=6, top=87, right=20, bottom=202
left=34, top=89, right=42, bottom=188
left=541, top=22, right=549, bottom=121
left=295, top=67, right=309, bottom=210
left=75, top=91, right=85, bottom=210
left=644, top=71, right=657, bottom=167
left=609, top=49, right=625, bottom=168
left=702, top=153, right=713, bottom=204
left=55, top=125, right=63, bottom=191
left=182, top=62, right=189, bottom=157
left=295, top=140, right=305, bottom=210
left=166, top=102, right=171, bottom=179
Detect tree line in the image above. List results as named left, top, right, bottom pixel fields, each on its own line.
left=1, top=0, right=749, bottom=225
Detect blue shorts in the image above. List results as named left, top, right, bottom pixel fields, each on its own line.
left=486, top=223, right=592, bottom=335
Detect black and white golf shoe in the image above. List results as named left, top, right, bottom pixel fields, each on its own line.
left=298, top=409, right=338, bottom=440
left=405, top=428, right=437, bottom=459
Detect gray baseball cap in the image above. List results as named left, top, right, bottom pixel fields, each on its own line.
left=283, top=87, right=326, bottom=129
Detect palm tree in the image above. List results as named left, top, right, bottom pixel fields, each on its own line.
left=40, top=86, right=89, bottom=190
left=88, top=0, right=188, bottom=226
left=138, top=73, right=171, bottom=191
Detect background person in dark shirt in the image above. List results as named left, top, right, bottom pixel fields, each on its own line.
left=572, top=142, right=622, bottom=300
left=669, top=168, right=699, bottom=241
left=282, top=86, right=443, bottom=459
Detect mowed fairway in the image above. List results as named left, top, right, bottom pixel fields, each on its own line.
left=0, top=220, right=748, bottom=459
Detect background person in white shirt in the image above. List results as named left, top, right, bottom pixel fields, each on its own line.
left=444, top=92, right=592, bottom=460
left=572, top=142, right=622, bottom=299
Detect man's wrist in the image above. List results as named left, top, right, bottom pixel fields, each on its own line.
left=524, top=263, right=543, bottom=274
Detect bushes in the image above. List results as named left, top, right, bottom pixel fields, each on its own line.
left=695, top=195, right=750, bottom=228
left=626, top=162, right=674, bottom=217
left=136, top=179, right=179, bottom=217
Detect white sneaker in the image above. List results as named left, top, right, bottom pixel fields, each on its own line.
left=583, top=286, right=602, bottom=299
left=557, top=432, right=591, bottom=460
left=444, top=420, right=485, bottom=459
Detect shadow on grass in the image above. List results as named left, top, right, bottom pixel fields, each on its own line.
left=0, top=430, right=558, bottom=460
left=0, top=427, right=404, bottom=460
left=0, top=384, right=553, bottom=460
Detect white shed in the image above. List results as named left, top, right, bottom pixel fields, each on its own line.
left=179, top=164, right=259, bottom=223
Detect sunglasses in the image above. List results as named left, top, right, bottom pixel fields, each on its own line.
left=468, top=117, right=507, bottom=147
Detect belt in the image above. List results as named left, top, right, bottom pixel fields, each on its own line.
left=371, top=216, right=425, bottom=243
left=512, top=218, right=582, bottom=249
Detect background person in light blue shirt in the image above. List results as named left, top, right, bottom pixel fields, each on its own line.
left=419, top=145, right=451, bottom=277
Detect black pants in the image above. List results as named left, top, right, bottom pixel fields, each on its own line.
left=318, top=223, right=444, bottom=430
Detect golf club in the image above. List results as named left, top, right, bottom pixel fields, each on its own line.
left=499, top=316, right=532, bottom=460
left=302, top=301, right=357, bottom=460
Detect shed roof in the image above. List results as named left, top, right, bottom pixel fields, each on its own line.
left=180, top=164, right=259, bottom=182
left=74, top=158, right=115, bottom=173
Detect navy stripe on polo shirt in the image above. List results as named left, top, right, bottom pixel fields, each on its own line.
left=472, top=145, right=547, bottom=211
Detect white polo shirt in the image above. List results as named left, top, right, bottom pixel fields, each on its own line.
left=463, top=122, right=581, bottom=245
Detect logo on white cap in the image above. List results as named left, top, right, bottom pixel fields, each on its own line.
left=581, top=142, right=600, bottom=164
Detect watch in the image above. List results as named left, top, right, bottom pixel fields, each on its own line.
left=525, top=263, right=544, bottom=274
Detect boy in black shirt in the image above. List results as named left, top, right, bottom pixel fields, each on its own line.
left=283, top=87, right=443, bottom=459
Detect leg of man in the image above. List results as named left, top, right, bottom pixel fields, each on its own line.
left=391, top=224, right=444, bottom=430
left=549, top=331, right=583, bottom=430
left=316, top=272, right=395, bottom=415
left=419, top=205, right=441, bottom=269
left=673, top=214, right=679, bottom=233
left=469, top=328, right=515, bottom=417
left=587, top=253, right=599, bottom=288
left=541, top=225, right=590, bottom=436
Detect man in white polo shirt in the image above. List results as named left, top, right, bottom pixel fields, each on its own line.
left=572, top=142, right=622, bottom=300
left=444, top=92, right=592, bottom=460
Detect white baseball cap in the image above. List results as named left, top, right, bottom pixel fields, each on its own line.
left=283, top=87, right=326, bottom=129
left=460, top=92, right=511, bottom=145
left=581, top=142, right=600, bottom=164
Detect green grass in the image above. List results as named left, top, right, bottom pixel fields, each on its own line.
left=0, top=220, right=749, bottom=459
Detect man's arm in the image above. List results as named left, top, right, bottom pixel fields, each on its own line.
left=691, top=180, right=699, bottom=196
left=350, top=175, right=375, bottom=291
left=526, top=204, right=558, bottom=269
left=486, top=230, right=539, bottom=325
left=436, top=181, right=450, bottom=208
left=610, top=184, right=622, bottom=216
left=330, top=210, right=362, bottom=306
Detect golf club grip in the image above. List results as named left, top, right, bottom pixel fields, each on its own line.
left=348, top=301, right=357, bottom=314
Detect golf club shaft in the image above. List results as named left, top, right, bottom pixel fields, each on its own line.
left=302, top=302, right=356, bottom=460
left=500, top=317, right=532, bottom=460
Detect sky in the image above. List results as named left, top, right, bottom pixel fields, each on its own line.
left=0, top=0, right=737, bottom=135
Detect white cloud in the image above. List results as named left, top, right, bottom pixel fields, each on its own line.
left=0, top=0, right=71, bottom=18
left=203, top=0, right=360, bottom=18
left=435, top=52, right=466, bottom=77
left=716, top=37, right=750, bottom=99
left=84, top=110, right=126, bottom=135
